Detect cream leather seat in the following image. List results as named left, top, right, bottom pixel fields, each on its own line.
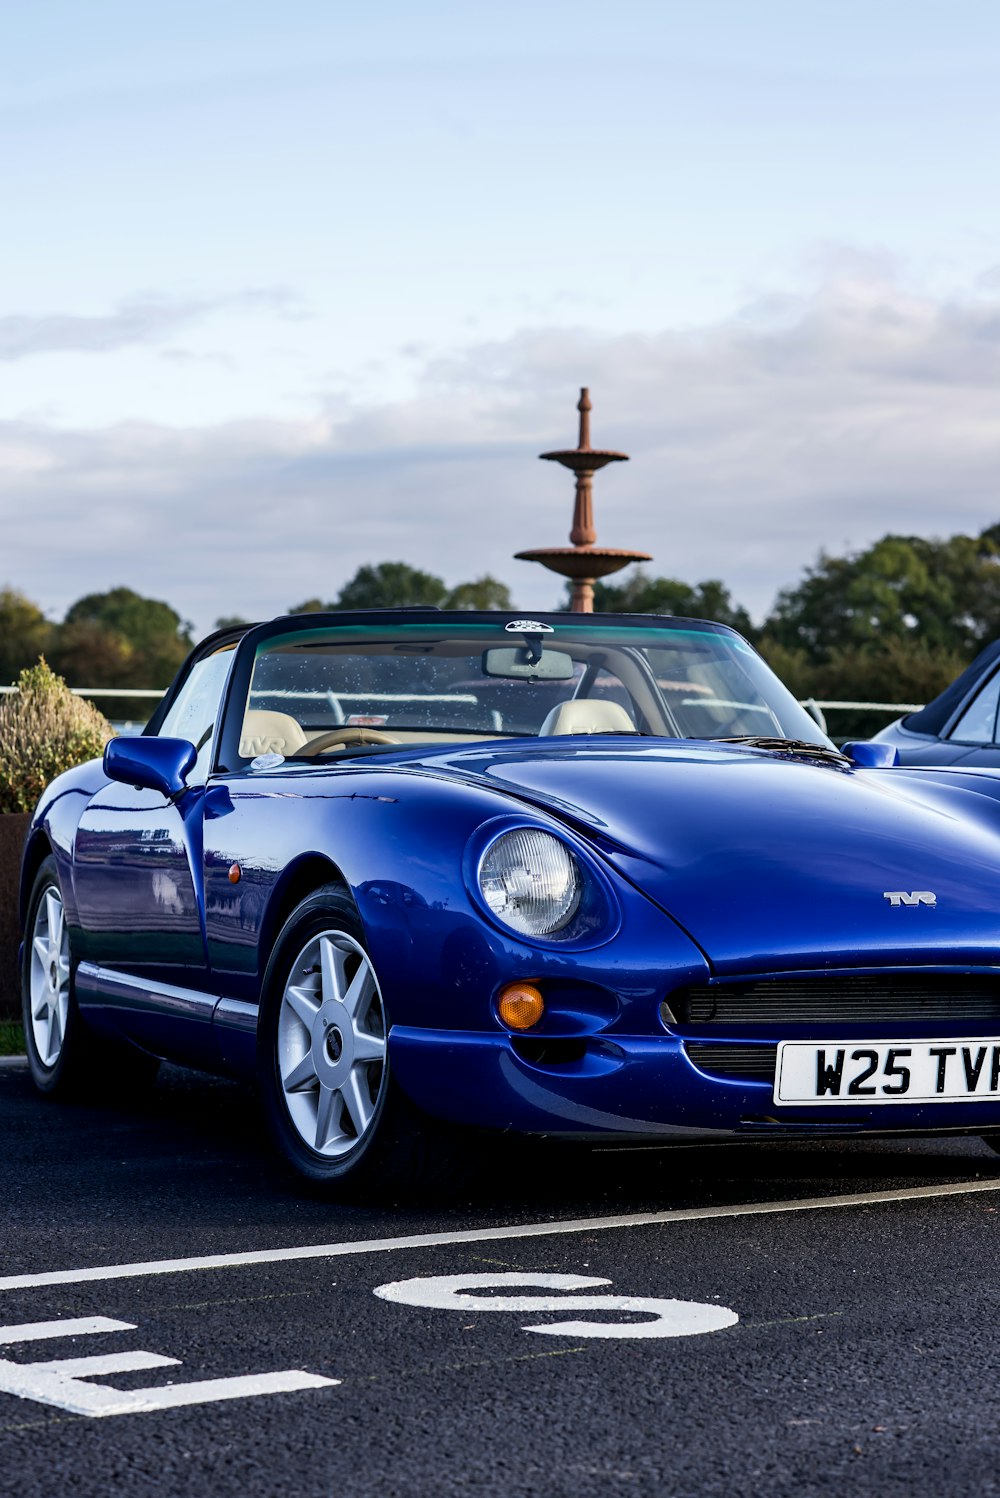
left=240, top=709, right=308, bottom=758
left=538, top=699, right=637, bottom=736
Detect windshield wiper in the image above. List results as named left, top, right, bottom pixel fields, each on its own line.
left=710, top=735, right=850, bottom=765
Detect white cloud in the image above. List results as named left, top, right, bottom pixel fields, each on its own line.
left=3, top=264, right=1000, bottom=636
left=0, top=288, right=302, bottom=361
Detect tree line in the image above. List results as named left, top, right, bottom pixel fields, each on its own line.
left=6, top=527, right=1000, bottom=736
left=591, top=527, right=1000, bottom=736
left=0, top=571, right=516, bottom=691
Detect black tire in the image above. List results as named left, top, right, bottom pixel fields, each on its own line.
left=258, top=886, right=472, bottom=1195
left=21, top=854, right=159, bottom=1100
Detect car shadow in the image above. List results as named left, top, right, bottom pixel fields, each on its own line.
left=2, top=1059, right=997, bottom=1262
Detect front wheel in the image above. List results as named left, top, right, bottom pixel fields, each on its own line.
left=258, top=887, right=470, bottom=1194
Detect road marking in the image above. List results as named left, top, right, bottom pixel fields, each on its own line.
left=0, top=1317, right=338, bottom=1418
left=373, top=1273, right=739, bottom=1339
left=1, top=1176, right=998, bottom=1293
left=0, top=1317, right=127, bottom=1343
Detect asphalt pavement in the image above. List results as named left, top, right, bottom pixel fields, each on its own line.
left=1, top=1058, right=999, bottom=1497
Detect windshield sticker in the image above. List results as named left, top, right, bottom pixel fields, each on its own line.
left=504, top=619, right=554, bottom=633
left=347, top=714, right=389, bottom=727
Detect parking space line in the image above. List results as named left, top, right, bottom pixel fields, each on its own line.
left=2, top=1176, right=999, bottom=1293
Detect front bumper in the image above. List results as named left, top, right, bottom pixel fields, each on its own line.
left=388, top=1027, right=1000, bottom=1140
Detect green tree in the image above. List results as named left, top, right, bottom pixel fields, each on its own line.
left=48, top=619, right=136, bottom=688
left=759, top=636, right=970, bottom=740
left=589, top=569, right=756, bottom=639
left=0, top=588, right=53, bottom=686
left=764, top=529, right=1000, bottom=660
left=757, top=525, right=1000, bottom=739
left=445, top=575, right=513, bottom=610
left=50, top=587, right=193, bottom=687
left=290, top=565, right=515, bottom=616
left=336, top=562, right=450, bottom=610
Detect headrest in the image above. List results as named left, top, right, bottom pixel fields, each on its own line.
left=239, top=709, right=308, bottom=758
left=538, top=699, right=637, bottom=736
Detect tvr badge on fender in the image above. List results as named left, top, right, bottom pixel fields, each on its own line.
left=883, top=890, right=937, bottom=907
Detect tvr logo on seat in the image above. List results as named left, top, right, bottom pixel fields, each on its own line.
left=883, top=890, right=937, bottom=907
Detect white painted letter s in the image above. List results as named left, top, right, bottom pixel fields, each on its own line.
left=373, top=1273, right=737, bottom=1340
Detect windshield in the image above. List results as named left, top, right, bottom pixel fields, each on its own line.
left=234, top=619, right=827, bottom=760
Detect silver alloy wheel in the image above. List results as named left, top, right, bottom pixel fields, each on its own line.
left=28, top=885, right=71, bottom=1068
left=277, top=929, right=388, bottom=1157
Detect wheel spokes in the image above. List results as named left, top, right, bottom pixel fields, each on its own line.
left=46, top=1001, right=62, bottom=1062
left=341, top=963, right=372, bottom=1020
left=29, top=883, right=69, bottom=1070
left=55, top=989, right=69, bottom=1046
left=314, top=1083, right=342, bottom=1151
left=319, top=936, right=350, bottom=1006
left=278, top=925, right=388, bottom=1160
left=284, top=983, right=321, bottom=1029
left=353, top=1027, right=386, bottom=1064
left=283, top=1053, right=319, bottom=1094
left=342, top=1068, right=374, bottom=1137
left=44, top=890, right=61, bottom=946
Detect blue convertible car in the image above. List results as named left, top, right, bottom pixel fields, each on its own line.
left=19, top=609, right=1000, bottom=1188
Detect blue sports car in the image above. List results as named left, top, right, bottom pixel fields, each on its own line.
left=19, top=609, right=1000, bottom=1189
left=872, top=638, right=1000, bottom=769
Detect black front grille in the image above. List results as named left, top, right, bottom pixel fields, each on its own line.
left=671, top=974, right=1000, bottom=1029
left=685, top=1043, right=776, bottom=1080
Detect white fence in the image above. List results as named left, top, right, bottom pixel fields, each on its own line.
left=0, top=685, right=921, bottom=738
left=798, top=698, right=922, bottom=734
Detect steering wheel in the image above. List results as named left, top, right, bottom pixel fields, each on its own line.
left=299, top=726, right=401, bottom=755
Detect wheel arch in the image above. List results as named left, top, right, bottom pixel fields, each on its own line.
left=258, top=853, right=354, bottom=975
left=19, top=830, right=54, bottom=927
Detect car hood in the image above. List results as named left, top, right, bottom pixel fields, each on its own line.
left=409, top=739, right=1000, bottom=974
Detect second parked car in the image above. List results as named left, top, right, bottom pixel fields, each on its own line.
left=873, top=639, right=1000, bottom=767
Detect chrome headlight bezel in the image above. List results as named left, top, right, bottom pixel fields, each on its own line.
left=465, top=818, right=621, bottom=948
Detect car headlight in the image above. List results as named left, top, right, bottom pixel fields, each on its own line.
left=478, top=829, right=582, bottom=937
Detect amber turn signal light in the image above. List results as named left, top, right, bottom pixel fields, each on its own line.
left=497, top=982, right=545, bottom=1031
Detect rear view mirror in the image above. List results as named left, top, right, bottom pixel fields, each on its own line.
left=482, top=647, right=576, bottom=681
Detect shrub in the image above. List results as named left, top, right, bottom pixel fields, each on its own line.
left=0, top=659, right=112, bottom=814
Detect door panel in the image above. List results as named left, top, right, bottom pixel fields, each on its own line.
left=72, top=781, right=217, bottom=1063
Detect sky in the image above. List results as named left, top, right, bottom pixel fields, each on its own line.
left=4, top=0, right=1000, bottom=635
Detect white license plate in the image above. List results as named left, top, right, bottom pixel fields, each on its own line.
left=773, top=1037, right=1000, bottom=1105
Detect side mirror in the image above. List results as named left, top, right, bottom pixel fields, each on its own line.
left=104, top=737, right=198, bottom=797
left=842, top=741, right=899, bottom=769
